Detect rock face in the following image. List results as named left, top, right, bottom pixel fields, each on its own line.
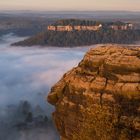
left=47, top=45, right=140, bottom=140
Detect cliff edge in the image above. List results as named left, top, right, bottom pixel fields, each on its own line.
left=48, top=45, right=140, bottom=140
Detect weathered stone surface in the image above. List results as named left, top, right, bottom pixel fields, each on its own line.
left=47, top=45, right=140, bottom=140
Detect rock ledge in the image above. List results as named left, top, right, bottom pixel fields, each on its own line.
left=48, top=45, right=140, bottom=140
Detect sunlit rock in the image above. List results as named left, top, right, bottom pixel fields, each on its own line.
left=48, top=45, right=140, bottom=140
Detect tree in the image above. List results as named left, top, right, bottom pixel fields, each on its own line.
left=44, top=116, right=48, bottom=123
left=25, top=112, right=33, bottom=123
left=18, top=100, right=31, bottom=116
left=34, top=105, right=44, bottom=116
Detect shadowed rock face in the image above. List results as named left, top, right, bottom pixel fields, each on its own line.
left=47, top=45, right=140, bottom=140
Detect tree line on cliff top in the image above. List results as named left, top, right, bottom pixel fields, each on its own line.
left=53, top=19, right=102, bottom=26
left=52, top=19, right=127, bottom=26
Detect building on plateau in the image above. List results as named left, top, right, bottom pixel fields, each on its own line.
left=47, top=23, right=134, bottom=31
left=57, top=25, right=73, bottom=31
left=47, top=26, right=56, bottom=31
left=74, top=24, right=102, bottom=31
left=110, top=23, right=134, bottom=30
left=47, top=24, right=102, bottom=31
left=47, top=25, right=73, bottom=31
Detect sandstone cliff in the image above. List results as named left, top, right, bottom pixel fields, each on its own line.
left=48, top=45, right=140, bottom=140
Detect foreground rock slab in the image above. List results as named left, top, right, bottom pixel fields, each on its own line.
left=48, top=45, right=140, bottom=140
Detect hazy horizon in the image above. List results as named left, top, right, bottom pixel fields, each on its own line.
left=1, top=10, right=140, bottom=12
left=0, top=0, right=140, bottom=11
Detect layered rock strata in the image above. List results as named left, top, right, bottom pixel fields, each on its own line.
left=48, top=45, right=140, bottom=140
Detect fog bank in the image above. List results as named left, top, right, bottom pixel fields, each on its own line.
left=0, top=34, right=91, bottom=140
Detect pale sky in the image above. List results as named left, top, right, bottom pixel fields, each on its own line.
left=0, top=0, right=140, bottom=11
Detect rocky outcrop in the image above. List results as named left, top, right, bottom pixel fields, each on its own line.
left=47, top=45, right=140, bottom=140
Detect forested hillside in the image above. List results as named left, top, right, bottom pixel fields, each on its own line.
left=12, top=29, right=140, bottom=47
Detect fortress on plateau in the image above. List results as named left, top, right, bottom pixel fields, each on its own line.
left=48, top=24, right=102, bottom=31
left=47, top=22, right=133, bottom=32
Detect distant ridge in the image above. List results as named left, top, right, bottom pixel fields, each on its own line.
left=12, top=19, right=140, bottom=47
left=1, top=10, right=140, bottom=17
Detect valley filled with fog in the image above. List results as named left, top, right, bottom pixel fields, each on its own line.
left=0, top=34, right=91, bottom=140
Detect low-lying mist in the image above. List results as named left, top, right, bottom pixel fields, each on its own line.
left=0, top=33, right=90, bottom=140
